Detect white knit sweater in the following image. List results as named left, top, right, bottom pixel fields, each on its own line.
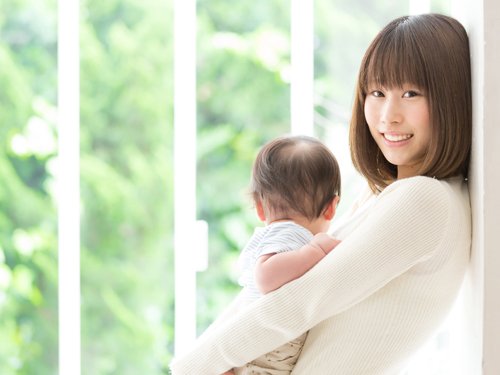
left=170, top=176, right=471, bottom=375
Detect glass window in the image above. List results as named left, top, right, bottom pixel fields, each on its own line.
left=195, top=0, right=292, bottom=335
left=80, top=0, right=175, bottom=373
left=0, top=1, right=58, bottom=374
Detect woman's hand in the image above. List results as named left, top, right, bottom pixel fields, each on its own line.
left=220, top=371, right=234, bottom=375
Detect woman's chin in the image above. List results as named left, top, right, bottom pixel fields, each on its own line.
left=380, top=152, right=421, bottom=170
left=380, top=154, right=406, bottom=168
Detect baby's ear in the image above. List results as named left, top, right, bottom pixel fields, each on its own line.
left=324, top=196, right=340, bottom=221
left=255, top=200, right=266, bottom=222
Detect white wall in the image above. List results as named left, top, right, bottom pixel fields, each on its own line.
left=480, top=0, right=500, bottom=372
left=466, top=0, right=500, bottom=373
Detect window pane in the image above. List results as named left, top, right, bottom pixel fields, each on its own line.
left=0, top=1, right=58, bottom=374
left=80, top=0, right=174, bottom=373
left=195, top=0, right=292, bottom=335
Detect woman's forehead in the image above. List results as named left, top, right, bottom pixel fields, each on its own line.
left=362, top=56, right=427, bottom=92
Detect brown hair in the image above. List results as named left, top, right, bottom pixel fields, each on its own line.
left=350, top=14, right=472, bottom=192
left=250, top=135, right=341, bottom=221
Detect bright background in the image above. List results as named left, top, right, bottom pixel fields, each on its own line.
left=0, top=0, right=456, bottom=374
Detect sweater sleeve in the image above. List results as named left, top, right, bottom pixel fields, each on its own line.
left=169, top=177, right=451, bottom=375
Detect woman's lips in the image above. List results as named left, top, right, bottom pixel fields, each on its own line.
left=382, top=133, right=413, bottom=147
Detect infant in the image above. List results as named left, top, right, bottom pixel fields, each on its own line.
left=226, top=134, right=342, bottom=375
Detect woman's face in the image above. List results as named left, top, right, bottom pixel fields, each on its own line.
left=364, top=85, right=431, bottom=179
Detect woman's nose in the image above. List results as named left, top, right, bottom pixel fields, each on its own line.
left=381, top=98, right=403, bottom=124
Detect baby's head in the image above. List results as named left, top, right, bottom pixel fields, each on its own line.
left=250, top=135, right=341, bottom=234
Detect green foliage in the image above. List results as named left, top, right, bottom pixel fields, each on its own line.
left=0, top=1, right=58, bottom=374
left=80, top=0, right=175, bottom=373
left=195, top=0, right=293, bottom=335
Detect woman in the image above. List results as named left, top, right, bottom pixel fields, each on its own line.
left=170, top=13, right=472, bottom=375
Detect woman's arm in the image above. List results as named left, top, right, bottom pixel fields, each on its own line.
left=255, top=233, right=341, bottom=295
left=169, top=177, right=450, bottom=375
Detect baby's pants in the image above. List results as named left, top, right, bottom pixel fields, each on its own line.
left=231, top=331, right=308, bottom=375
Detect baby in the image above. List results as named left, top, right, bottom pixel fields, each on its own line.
left=225, top=134, right=342, bottom=375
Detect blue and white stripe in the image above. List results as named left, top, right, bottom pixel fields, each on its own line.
left=238, top=221, right=314, bottom=300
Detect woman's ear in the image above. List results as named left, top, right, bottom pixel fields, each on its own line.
left=255, top=200, right=266, bottom=222
left=324, top=196, right=340, bottom=221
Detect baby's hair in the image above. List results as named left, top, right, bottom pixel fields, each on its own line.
left=250, top=134, right=341, bottom=222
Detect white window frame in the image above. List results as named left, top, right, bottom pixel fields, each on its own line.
left=58, top=1, right=80, bottom=374
left=291, top=0, right=314, bottom=136
left=173, top=0, right=209, bottom=358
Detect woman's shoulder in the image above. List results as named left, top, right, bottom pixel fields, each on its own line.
left=372, top=177, right=451, bottom=225
left=337, top=177, right=448, bottom=225
left=382, top=175, right=462, bottom=199
left=377, top=175, right=469, bottom=218
left=384, top=175, right=444, bottom=192
left=385, top=175, right=467, bottom=197
left=379, top=175, right=447, bottom=203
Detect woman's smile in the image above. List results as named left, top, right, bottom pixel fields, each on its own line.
left=382, top=133, right=413, bottom=142
left=364, top=86, right=431, bottom=179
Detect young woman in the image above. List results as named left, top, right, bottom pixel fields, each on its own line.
left=170, top=13, right=472, bottom=375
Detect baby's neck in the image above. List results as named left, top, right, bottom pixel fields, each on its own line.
left=267, top=216, right=327, bottom=235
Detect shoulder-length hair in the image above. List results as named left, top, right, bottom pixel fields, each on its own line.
left=350, top=13, right=472, bottom=192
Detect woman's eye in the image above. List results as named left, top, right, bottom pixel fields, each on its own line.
left=404, top=91, right=419, bottom=98
left=371, top=91, right=384, bottom=97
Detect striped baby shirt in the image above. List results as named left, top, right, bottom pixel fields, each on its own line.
left=238, top=221, right=314, bottom=300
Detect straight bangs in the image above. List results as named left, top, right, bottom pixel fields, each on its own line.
left=360, top=19, right=428, bottom=95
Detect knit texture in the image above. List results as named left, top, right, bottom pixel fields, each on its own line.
left=170, top=176, right=471, bottom=375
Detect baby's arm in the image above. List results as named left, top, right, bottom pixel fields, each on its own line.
left=254, top=233, right=341, bottom=295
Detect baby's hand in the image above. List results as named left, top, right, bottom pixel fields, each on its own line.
left=310, top=233, right=341, bottom=255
